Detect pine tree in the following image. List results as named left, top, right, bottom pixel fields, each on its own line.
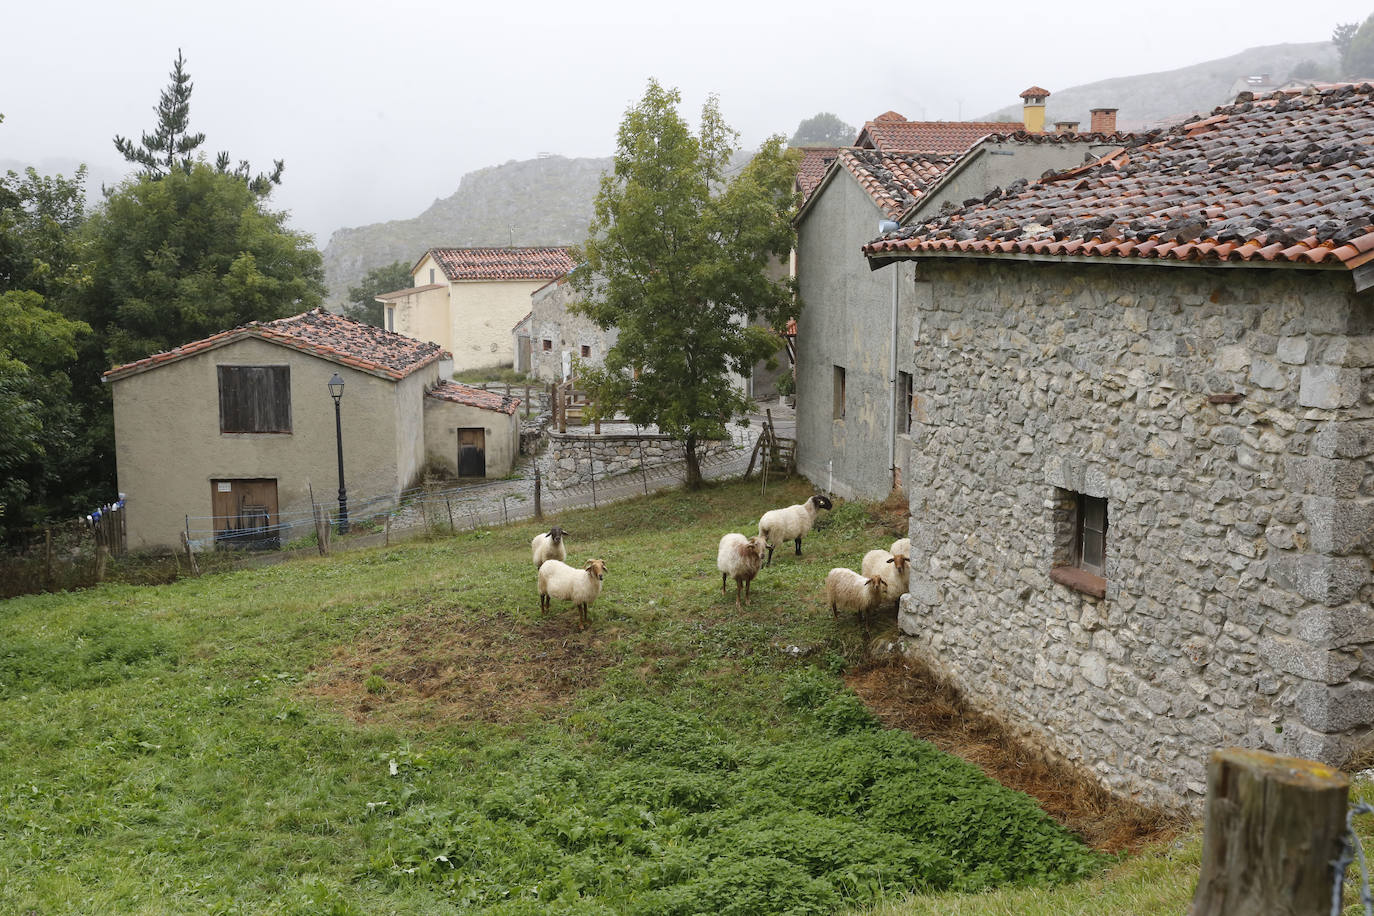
left=113, top=50, right=284, bottom=194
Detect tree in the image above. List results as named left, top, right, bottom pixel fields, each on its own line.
left=1340, top=15, right=1374, bottom=78
left=573, top=80, right=799, bottom=489
left=344, top=260, right=412, bottom=326
left=1334, top=21, right=1360, bottom=62
left=75, top=162, right=325, bottom=367
left=0, top=290, right=91, bottom=540
left=789, top=112, right=856, bottom=147
left=0, top=164, right=88, bottom=298
left=114, top=50, right=284, bottom=195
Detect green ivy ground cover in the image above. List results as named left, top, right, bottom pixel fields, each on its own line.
left=0, top=479, right=1108, bottom=914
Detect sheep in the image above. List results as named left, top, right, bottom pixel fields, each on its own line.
left=758, top=494, right=833, bottom=566
left=861, top=548, right=910, bottom=606
left=537, top=558, right=607, bottom=629
left=890, top=537, right=911, bottom=561
left=824, top=568, right=888, bottom=626
left=717, top=533, right=768, bottom=608
left=531, top=526, right=569, bottom=568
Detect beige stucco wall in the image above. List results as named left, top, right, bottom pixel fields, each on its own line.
left=422, top=400, right=520, bottom=478
left=412, top=253, right=444, bottom=288
left=448, top=279, right=552, bottom=371
left=110, top=338, right=439, bottom=550
left=390, top=287, right=450, bottom=351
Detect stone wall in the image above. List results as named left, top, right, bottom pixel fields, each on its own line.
left=528, top=276, right=618, bottom=383
left=540, top=431, right=737, bottom=489
left=898, top=258, right=1374, bottom=810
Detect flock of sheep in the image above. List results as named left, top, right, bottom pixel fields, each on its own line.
left=529, top=495, right=911, bottom=629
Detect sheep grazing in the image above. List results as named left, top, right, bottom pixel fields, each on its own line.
left=531, top=526, right=569, bottom=568
left=890, top=537, right=911, bottom=561
left=861, top=548, right=910, bottom=605
left=537, top=558, right=607, bottom=629
left=824, top=568, right=888, bottom=626
left=717, top=533, right=768, bottom=608
left=758, top=494, right=833, bottom=566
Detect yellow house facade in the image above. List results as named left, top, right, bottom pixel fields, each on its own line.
left=377, top=247, right=575, bottom=372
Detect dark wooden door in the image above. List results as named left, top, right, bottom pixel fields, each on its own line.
left=211, top=478, right=280, bottom=549
left=457, top=428, right=486, bottom=477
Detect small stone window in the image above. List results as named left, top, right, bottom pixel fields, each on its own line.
left=1050, top=489, right=1107, bottom=597
left=896, top=371, right=913, bottom=434
left=581, top=345, right=591, bottom=358
left=833, top=365, right=846, bottom=420
left=542, top=339, right=553, bottom=351
left=384, top=306, right=395, bottom=332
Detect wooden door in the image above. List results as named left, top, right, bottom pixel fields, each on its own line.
left=211, top=478, right=280, bottom=549
left=457, top=428, right=486, bottom=477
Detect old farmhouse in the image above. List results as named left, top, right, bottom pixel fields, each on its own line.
left=865, top=84, right=1374, bottom=808
left=376, top=246, right=574, bottom=372
left=105, top=309, right=520, bottom=551
left=795, top=90, right=1130, bottom=499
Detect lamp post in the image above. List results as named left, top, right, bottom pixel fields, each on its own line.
left=328, top=373, right=349, bottom=535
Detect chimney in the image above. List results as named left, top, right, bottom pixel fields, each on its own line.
left=1019, top=86, right=1049, bottom=132
left=1054, top=120, right=1080, bottom=133
left=1090, top=108, right=1118, bottom=134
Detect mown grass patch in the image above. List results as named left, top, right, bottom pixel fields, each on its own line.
left=1, top=478, right=1126, bottom=913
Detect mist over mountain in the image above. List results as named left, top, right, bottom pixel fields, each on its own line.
left=980, top=41, right=1339, bottom=127
left=322, top=155, right=610, bottom=304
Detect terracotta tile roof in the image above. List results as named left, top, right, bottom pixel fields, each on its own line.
left=796, top=146, right=840, bottom=201
left=426, top=247, right=574, bottom=282
left=425, top=379, right=520, bottom=415
left=1020, top=86, right=1051, bottom=99
left=856, top=118, right=1025, bottom=155
left=103, top=308, right=449, bottom=382
left=838, top=149, right=959, bottom=217
left=375, top=283, right=444, bottom=301
left=867, top=85, right=1374, bottom=270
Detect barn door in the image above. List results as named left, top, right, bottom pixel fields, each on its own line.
left=211, top=478, right=280, bottom=549
left=457, top=428, right=486, bottom=477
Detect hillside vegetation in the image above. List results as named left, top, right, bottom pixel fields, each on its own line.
left=1, top=479, right=1112, bottom=913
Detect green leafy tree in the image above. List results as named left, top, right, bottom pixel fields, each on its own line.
left=0, top=164, right=88, bottom=298
left=114, top=50, right=284, bottom=195
left=789, top=112, right=856, bottom=147
left=1334, top=21, right=1360, bottom=62
left=75, top=162, right=325, bottom=367
left=573, top=80, right=799, bottom=489
left=344, top=260, right=412, bottom=326
left=0, top=290, right=91, bottom=539
left=1341, top=15, right=1374, bottom=78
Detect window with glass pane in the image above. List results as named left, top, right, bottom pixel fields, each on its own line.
left=1077, top=494, right=1107, bottom=576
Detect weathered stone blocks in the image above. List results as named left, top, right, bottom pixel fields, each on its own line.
left=1299, top=365, right=1362, bottom=408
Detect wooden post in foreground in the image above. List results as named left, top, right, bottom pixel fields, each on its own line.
left=1189, top=747, right=1349, bottom=916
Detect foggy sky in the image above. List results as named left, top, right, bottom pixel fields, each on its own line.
left=3, top=0, right=1368, bottom=246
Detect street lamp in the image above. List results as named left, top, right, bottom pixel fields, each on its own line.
left=328, top=372, right=349, bottom=535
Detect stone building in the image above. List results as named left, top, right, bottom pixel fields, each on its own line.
left=865, top=85, right=1374, bottom=809
left=795, top=91, right=1128, bottom=499
left=515, top=269, right=618, bottom=382
left=104, top=309, right=519, bottom=551
left=376, top=247, right=574, bottom=372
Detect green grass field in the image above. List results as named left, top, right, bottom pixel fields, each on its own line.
left=4, top=477, right=1362, bottom=914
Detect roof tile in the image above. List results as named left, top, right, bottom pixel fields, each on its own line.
left=104, top=308, right=449, bottom=382
left=427, top=247, right=574, bottom=282
left=867, top=84, right=1374, bottom=269
left=425, top=380, right=520, bottom=415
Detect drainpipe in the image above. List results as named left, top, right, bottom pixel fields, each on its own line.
left=879, top=219, right=901, bottom=490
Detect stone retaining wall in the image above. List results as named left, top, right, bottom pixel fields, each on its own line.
left=898, top=259, right=1374, bottom=811
left=540, top=432, right=737, bottom=489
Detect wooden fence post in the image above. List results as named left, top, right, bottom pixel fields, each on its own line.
left=1188, top=747, right=1350, bottom=916
left=181, top=531, right=201, bottom=575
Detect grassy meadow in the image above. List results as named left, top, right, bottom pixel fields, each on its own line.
left=15, top=475, right=1359, bottom=914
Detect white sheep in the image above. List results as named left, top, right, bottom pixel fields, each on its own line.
left=861, top=548, right=910, bottom=605
left=537, top=558, right=606, bottom=629
left=824, top=567, right=888, bottom=626
left=717, top=533, right=768, bottom=608
left=890, top=537, right=911, bottom=561
left=758, top=494, right=833, bottom=566
left=531, top=526, right=569, bottom=568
